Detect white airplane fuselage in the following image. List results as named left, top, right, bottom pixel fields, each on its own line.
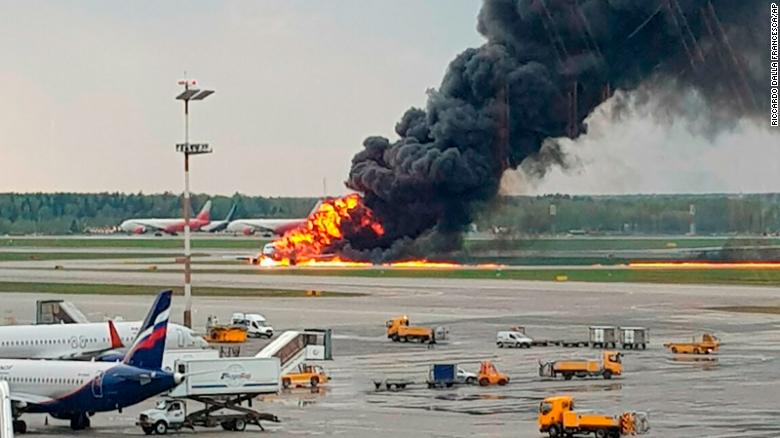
left=0, top=322, right=206, bottom=360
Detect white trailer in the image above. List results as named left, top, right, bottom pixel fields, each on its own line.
left=138, top=357, right=281, bottom=434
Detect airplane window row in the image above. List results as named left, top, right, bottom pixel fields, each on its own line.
left=0, top=376, right=85, bottom=385
left=0, top=338, right=109, bottom=347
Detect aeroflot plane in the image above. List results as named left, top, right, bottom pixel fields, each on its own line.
left=0, top=320, right=207, bottom=360
left=0, top=290, right=182, bottom=433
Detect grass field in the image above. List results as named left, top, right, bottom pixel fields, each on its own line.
left=230, top=266, right=780, bottom=286
left=0, top=237, right=268, bottom=250
left=0, top=252, right=185, bottom=262
left=0, top=281, right=360, bottom=297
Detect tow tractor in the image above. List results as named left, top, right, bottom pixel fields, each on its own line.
left=664, top=333, right=719, bottom=354
left=137, top=357, right=281, bottom=435
left=539, top=351, right=622, bottom=380
left=477, top=361, right=509, bottom=386
left=538, top=395, right=649, bottom=437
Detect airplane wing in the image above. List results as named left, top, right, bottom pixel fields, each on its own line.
left=10, top=392, right=55, bottom=406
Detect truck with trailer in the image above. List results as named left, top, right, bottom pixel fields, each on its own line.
left=539, top=352, right=623, bottom=380
left=664, top=333, right=719, bottom=354
left=386, top=316, right=435, bottom=343
left=538, top=395, right=649, bottom=438
left=137, top=357, right=281, bottom=435
left=497, top=330, right=534, bottom=348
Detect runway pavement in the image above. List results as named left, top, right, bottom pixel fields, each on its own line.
left=1, top=256, right=779, bottom=437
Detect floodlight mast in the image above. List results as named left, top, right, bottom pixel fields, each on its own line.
left=175, top=77, right=214, bottom=329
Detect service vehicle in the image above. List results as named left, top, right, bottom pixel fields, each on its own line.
left=386, top=315, right=435, bottom=343
left=538, top=395, right=649, bottom=438
left=425, top=364, right=477, bottom=388
left=231, top=313, right=274, bottom=338
left=664, top=333, right=719, bottom=354
left=282, top=363, right=329, bottom=388
left=539, top=351, right=622, bottom=380
left=205, top=315, right=247, bottom=343
left=497, top=330, right=534, bottom=348
left=137, top=357, right=281, bottom=435
left=477, top=361, right=509, bottom=386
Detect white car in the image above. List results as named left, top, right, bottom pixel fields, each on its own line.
left=496, top=331, right=533, bottom=348
left=456, top=367, right=477, bottom=384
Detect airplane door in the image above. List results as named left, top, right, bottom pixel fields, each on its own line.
left=92, top=371, right=104, bottom=398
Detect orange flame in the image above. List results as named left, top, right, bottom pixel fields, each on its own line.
left=264, top=194, right=384, bottom=265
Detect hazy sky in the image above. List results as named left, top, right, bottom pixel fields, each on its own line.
left=1, top=1, right=777, bottom=196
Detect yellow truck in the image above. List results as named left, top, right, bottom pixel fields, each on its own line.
left=539, top=351, right=622, bottom=380
left=664, top=333, right=719, bottom=354
left=538, top=395, right=649, bottom=438
left=386, top=316, right=434, bottom=343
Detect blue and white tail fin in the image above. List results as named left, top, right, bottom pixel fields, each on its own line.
left=123, top=290, right=172, bottom=370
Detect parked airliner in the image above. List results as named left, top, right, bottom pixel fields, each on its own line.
left=119, top=201, right=212, bottom=235
left=0, top=291, right=181, bottom=433
left=0, top=321, right=207, bottom=360
left=226, top=201, right=321, bottom=236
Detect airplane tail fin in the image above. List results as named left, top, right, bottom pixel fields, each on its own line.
left=196, top=200, right=212, bottom=221
left=224, top=203, right=237, bottom=222
left=123, top=290, right=172, bottom=370
left=108, top=320, right=124, bottom=349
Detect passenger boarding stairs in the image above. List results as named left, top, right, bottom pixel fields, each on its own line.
left=255, top=329, right=332, bottom=376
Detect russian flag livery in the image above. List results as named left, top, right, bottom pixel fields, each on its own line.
left=123, top=290, right=172, bottom=370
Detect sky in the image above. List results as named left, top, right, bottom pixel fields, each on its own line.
left=0, top=1, right=777, bottom=197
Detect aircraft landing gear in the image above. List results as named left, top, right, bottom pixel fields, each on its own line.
left=12, top=419, right=27, bottom=434
left=70, top=413, right=91, bottom=430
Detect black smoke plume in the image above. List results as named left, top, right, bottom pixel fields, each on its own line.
left=343, top=0, right=770, bottom=261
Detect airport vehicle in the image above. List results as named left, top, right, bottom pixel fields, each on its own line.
left=231, top=313, right=274, bottom=338
left=426, top=364, right=477, bottom=388
left=199, top=204, right=237, bottom=233
left=205, top=316, right=248, bottom=343
left=477, top=361, right=509, bottom=386
left=118, top=200, right=211, bottom=235
left=539, top=352, right=622, bottom=380
left=538, top=395, right=649, bottom=437
left=138, top=357, right=281, bottom=434
left=282, top=364, right=329, bottom=388
left=1, top=381, right=11, bottom=438
left=589, top=326, right=619, bottom=349
left=1, top=291, right=182, bottom=432
left=226, top=201, right=321, bottom=236
left=664, top=333, right=720, bottom=354
left=497, top=330, right=534, bottom=348
left=386, top=316, right=434, bottom=343
left=160, top=349, right=220, bottom=373
left=255, top=329, right=333, bottom=377
left=618, top=327, right=649, bottom=350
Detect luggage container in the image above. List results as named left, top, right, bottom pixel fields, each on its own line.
left=618, top=327, right=649, bottom=350
left=589, top=326, right=618, bottom=348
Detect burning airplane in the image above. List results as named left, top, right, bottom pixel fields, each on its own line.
left=258, top=0, right=770, bottom=267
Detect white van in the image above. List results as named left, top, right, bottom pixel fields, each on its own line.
left=496, top=331, right=533, bottom=348
left=231, top=313, right=274, bottom=338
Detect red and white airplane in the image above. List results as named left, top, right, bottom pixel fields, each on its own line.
left=119, top=201, right=211, bottom=235
left=225, top=201, right=321, bottom=237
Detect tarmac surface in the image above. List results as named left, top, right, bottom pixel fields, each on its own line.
left=1, top=264, right=779, bottom=437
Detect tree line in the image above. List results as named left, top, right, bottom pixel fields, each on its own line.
left=2, top=192, right=780, bottom=235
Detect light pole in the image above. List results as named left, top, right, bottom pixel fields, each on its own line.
left=175, top=78, right=214, bottom=328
